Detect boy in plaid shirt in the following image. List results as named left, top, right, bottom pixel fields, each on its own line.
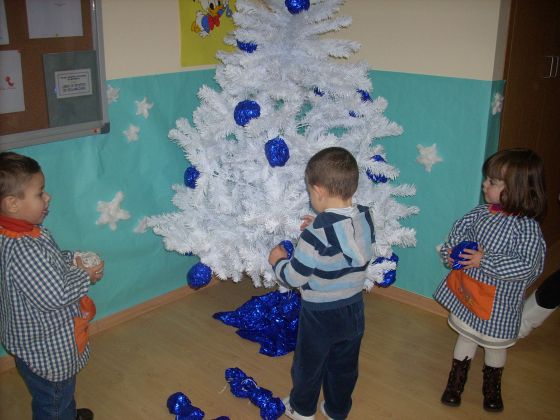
left=0, top=152, right=104, bottom=420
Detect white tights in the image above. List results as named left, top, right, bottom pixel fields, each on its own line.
left=453, top=335, right=507, bottom=368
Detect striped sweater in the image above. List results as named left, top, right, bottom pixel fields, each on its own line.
left=273, top=205, right=375, bottom=309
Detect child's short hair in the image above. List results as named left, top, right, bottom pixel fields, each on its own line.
left=483, top=148, right=546, bottom=221
left=305, top=147, right=359, bottom=200
left=0, top=152, right=41, bottom=200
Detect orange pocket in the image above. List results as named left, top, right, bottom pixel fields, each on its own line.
left=73, top=296, right=96, bottom=354
left=73, top=316, right=89, bottom=354
left=446, top=270, right=496, bottom=320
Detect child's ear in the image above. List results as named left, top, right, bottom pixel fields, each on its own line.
left=0, top=195, right=19, bottom=215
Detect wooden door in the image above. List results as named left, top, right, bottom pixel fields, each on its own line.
left=500, top=0, right=560, bottom=271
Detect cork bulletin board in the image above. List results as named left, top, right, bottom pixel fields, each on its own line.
left=0, top=0, right=109, bottom=151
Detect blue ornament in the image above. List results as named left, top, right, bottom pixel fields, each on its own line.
left=167, top=392, right=190, bottom=415
left=234, top=100, right=261, bottom=126
left=450, top=241, right=478, bottom=270
left=237, top=40, right=258, bottom=53
left=225, top=367, right=285, bottom=420
left=214, top=291, right=300, bottom=356
left=357, top=89, right=373, bottom=102
left=285, top=0, right=310, bottom=14
left=187, top=262, right=212, bottom=288
left=366, top=155, right=388, bottom=183
left=349, top=110, right=358, bottom=118
left=372, top=253, right=399, bottom=288
left=313, top=87, right=324, bottom=97
left=183, top=166, right=200, bottom=189
left=280, top=240, right=294, bottom=259
left=264, top=137, right=290, bottom=167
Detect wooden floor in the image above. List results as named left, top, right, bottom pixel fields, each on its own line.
left=1, top=280, right=559, bottom=420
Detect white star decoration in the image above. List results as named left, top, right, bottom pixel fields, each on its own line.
left=416, top=143, right=443, bottom=172
left=96, top=191, right=131, bottom=231
left=106, top=85, right=120, bottom=104
left=133, top=217, right=148, bottom=234
left=491, top=92, right=504, bottom=115
left=123, top=124, right=140, bottom=142
left=135, top=97, right=153, bottom=119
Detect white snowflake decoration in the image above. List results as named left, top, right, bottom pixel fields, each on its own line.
left=416, top=143, right=443, bottom=172
left=107, top=85, right=120, bottom=104
left=148, top=0, right=418, bottom=287
left=135, top=97, right=153, bottom=119
left=96, top=191, right=131, bottom=231
left=123, top=124, right=140, bottom=142
left=133, top=217, right=149, bottom=234
left=491, top=92, right=504, bottom=115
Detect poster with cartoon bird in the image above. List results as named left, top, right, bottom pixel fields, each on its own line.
left=180, top=0, right=237, bottom=67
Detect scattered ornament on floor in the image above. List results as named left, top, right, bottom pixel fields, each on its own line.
left=213, top=290, right=300, bottom=357
left=187, top=262, right=213, bottom=288
left=96, top=191, right=131, bottom=231
left=225, top=367, right=285, bottom=420
left=135, top=97, right=153, bottom=119
left=491, top=92, right=504, bottom=115
left=416, top=143, right=443, bottom=172
left=450, top=241, right=478, bottom=270
left=166, top=392, right=204, bottom=419
left=106, top=85, right=120, bottom=104
left=123, top=124, right=140, bottom=142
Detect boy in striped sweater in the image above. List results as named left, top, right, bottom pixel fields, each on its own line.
left=268, top=147, right=376, bottom=420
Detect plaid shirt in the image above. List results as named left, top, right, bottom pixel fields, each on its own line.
left=0, top=227, right=91, bottom=381
left=433, top=204, right=546, bottom=339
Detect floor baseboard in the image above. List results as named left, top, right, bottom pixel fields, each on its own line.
left=0, top=278, right=444, bottom=374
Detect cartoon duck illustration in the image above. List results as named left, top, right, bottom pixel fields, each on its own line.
left=191, top=0, right=233, bottom=38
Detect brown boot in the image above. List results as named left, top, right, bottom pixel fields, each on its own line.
left=482, top=365, right=504, bottom=412
left=441, top=357, right=471, bottom=406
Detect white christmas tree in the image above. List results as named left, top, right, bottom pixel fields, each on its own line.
left=148, top=0, right=418, bottom=289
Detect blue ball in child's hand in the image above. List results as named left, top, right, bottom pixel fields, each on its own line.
left=280, top=240, right=294, bottom=259
left=187, top=262, right=212, bottom=288
left=450, top=241, right=478, bottom=270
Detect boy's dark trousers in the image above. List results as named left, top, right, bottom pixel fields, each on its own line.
left=289, top=296, right=365, bottom=419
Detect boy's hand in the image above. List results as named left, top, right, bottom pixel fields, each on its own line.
left=457, top=246, right=485, bottom=270
left=268, top=245, right=288, bottom=266
left=76, top=257, right=105, bottom=283
left=300, top=215, right=315, bottom=231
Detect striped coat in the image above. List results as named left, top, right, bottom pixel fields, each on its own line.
left=0, top=227, right=91, bottom=381
left=433, top=204, right=545, bottom=339
left=274, top=205, right=375, bottom=309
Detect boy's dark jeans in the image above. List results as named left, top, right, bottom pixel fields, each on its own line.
left=289, top=296, right=365, bottom=419
left=15, top=356, right=77, bottom=420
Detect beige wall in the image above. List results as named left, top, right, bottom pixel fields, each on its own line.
left=101, top=0, right=510, bottom=80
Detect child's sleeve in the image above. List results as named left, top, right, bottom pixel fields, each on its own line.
left=479, top=220, right=545, bottom=283
left=60, top=250, right=75, bottom=266
left=273, top=230, right=317, bottom=288
left=10, top=240, right=90, bottom=312
left=440, top=206, right=483, bottom=260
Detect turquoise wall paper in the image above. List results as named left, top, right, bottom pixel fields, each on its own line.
left=370, top=71, right=502, bottom=297
left=0, top=69, right=502, bottom=357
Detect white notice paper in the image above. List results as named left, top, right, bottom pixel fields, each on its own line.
left=0, top=50, right=25, bottom=114
left=26, top=0, right=83, bottom=39
left=55, top=68, right=92, bottom=99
